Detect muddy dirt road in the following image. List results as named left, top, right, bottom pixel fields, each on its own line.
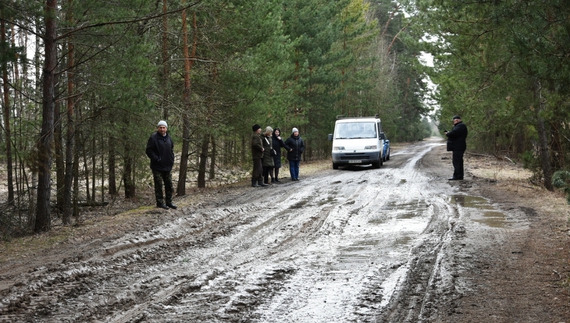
left=1, top=138, right=568, bottom=322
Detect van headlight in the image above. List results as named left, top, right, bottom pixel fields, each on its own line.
left=364, top=145, right=377, bottom=149
left=333, top=146, right=345, bottom=151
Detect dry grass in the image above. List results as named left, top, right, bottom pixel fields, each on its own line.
left=466, top=153, right=533, bottom=182
left=466, top=153, right=570, bottom=226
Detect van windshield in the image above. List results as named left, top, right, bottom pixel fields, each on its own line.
left=334, top=122, right=377, bottom=139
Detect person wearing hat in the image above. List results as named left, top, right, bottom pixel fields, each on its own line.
left=146, top=120, right=177, bottom=209
left=444, top=115, right=468, bottom=180
left=251, top=124, right=266, bottom=187
left=284, top=127, right=305, bottom=181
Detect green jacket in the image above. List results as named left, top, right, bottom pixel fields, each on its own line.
left=251, top=132, right=264, bottom=159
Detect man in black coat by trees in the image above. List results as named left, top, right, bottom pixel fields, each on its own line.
left=146, top=120, right=177, bottom=209
left=445, top=115, right=468, bottom=180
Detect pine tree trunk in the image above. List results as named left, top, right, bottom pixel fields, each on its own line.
left=28, top=16, right=41, bottom=229
left=161, top=0, right=170, bottom=120
left=1, top=19, right=14, bottom=205
left=177, top=115, right=190, bottom=196
left=81, top=132, right=91, bottom=203
left=123, top=115, right=135, bottom=198
left=73, top=134, right=79, bottom=218
left=108, top=134, right=117, bottom=195
left=123, top=155, right=135, bottom=198
left=176, top=8, right=197, bottom=196
left=209, top=135, right=215, bottom=180
left=63, top=4, right=75, bottom=225
left=197, top=136, right=209, bottom=188
left=54, top=101, right=64, bottom=216
left=534, top=79, right=553, bottom=191
left=91, top=136, right=96, bottom=202
left=100, top=145, right=105, bottom=203
left=35, top=0, right=58, bottom=233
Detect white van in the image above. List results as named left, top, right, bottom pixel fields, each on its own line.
left=328, top=115, right=386, bottom=169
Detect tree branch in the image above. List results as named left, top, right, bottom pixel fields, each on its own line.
left=386, top=22, right=410, bottom=55
left=56, top=0, right=203, bottom=41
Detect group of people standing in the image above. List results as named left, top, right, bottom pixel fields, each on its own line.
left=251, top=124, right=305, bottom=187
left=145, top=116, right=468, bottom=209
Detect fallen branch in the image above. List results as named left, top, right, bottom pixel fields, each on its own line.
left=78, top=201, right=109, bottom=207
left=503, top=156, right=516, bottom=164
left=465, top=152, right=495, bottom=158
left=465, top=152, right=516, bottom=164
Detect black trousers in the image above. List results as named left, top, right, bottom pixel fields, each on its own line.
left=452, top=150, right=465, bottom=179
left=263, top=166, right=274, bottom=183
left=152, top=169, right=173, bottom=205
left=252, top=158, right=263, bottom=180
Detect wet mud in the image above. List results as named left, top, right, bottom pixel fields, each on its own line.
left=0, top=139, right=547, bottom=322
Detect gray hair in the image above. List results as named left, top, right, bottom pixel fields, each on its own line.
left=264, top=126, right=273, bottom=135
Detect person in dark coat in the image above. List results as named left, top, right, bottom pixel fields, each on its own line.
left=146, top=120, right=177, bottom=209
left=284, top=127, right=305, bottom=181
left=251, top=124, right=266, bottom=187
left=445, top=115, right=468, bottom=180
left=270, top=128, right=289, bottom=183
left=261, top=126, right=275, bottom=185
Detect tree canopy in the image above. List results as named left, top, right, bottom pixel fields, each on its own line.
left=406, top=0, right=570, bottom=190
left=0, top=0, right=431, bottom=234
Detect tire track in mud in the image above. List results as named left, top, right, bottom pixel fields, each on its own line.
left=248, top=143, right=455, bottom=323
left=0, top=175, right=353, bottom=322
left=106, top=178, right=360, bottom=322
left=0, top=204, right=262, bottom=322
left=0, top=140, right=489, bottom=323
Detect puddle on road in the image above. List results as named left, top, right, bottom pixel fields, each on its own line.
left=370, top=200, right=426, bottom=224
left=383, top=200, right=427, bottom=220
left=289, top=200, right=309, bottom=209
left=383, top=199, right=426, bottom=211
left=395, top=212, right=420, bottom=219
left=450, top=195, right=507, bottom=228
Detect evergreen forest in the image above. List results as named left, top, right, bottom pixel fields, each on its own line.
left=1, top=0, right=568, bottom=236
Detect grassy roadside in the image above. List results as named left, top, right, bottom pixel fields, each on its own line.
left=0, top=159, right=333, bottom=264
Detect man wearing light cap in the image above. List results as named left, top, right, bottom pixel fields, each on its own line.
left=444, top=115, right=468, bottom=180
left=146, top=120, right=177, bottom=209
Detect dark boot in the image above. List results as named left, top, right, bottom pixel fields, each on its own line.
left=258, top=179, right=268, bottom=186
left=252, top=179, right=260, bottom=187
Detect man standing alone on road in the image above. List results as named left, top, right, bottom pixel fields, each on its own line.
left=445, top=115, right=468, bottom=180
left=146, top=120, right=177, bottom=209
left=251, top=124, right=266, bottom=187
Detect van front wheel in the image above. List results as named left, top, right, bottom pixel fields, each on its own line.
left=333, top=163, right=339, bottom=170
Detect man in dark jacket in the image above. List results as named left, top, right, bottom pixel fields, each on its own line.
left=445, top=115, right=468, bottom=180
left=284, top=127, right=305, bottom=181
left=146, top=120, right=177, bottom=209
left=251, top=124, right=266, bottom=187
